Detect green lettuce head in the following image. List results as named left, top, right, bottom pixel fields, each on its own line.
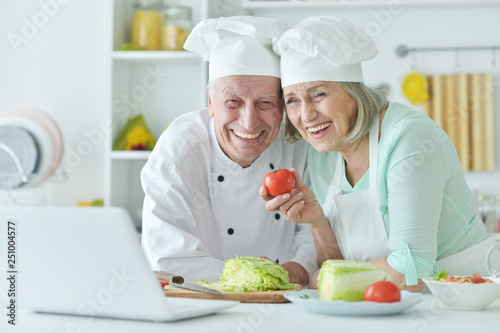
left=200, top=256, right=297, bottom=292
left=318, top=260, right=391, bottom=302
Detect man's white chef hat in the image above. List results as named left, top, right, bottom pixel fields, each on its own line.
left=273, top=16, right=378, bottom=87
left=184, top=16, right=288, bottom=82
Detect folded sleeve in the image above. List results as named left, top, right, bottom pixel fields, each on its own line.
left=288, top=223, right=319, bottom=279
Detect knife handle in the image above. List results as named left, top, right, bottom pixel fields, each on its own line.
left=154, top=271, right=176, bottom=283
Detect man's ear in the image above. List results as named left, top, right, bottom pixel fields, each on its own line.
left=207, top=86, right=215, bottom=118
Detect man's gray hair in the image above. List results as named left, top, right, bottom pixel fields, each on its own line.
left=207, top=79, right=218, bottom=100
left=285, top=82, right=389, bottom=144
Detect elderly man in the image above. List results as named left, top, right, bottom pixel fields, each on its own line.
left=140, top=16, right=317, bottom=285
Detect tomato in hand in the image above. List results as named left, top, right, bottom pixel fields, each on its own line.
left=364, top=281, right=401, bottom=303
left=264, top=169, right=295, bottom=197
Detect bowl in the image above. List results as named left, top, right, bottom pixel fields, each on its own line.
left=423, top=276, right=500, bottom=311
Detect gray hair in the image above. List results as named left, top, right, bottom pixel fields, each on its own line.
left=207, top=79, right=218, bottom=99
left=285, top=82, right=389, bottom=144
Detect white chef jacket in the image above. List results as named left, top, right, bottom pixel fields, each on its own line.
left=141, top=108, right=318, bottom=282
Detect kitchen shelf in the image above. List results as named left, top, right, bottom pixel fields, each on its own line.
left=110, top=150, right=151, bottom=160
left=242, top=0, right=500, bottom=9
left=112, top=51, right=200, bottom=62
left=106, top=0, right=210, bottom=226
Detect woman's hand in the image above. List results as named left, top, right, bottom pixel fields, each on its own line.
left=259, top=167, right=325, bottom=226
left=260, top=168, right=343, bottom=265
left=370, top=257, right=424, bottom=292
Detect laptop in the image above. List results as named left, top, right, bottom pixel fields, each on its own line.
left=2, top=206, right=238, bottom=322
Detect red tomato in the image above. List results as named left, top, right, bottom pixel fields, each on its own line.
left=364, top=281, right=401, bottom=303
left=159, top=280, right=169, bottom=288
left=470, top=274, right=486, bottom=284
left=445, top=275, right=458, bottom=283
left=263, top=169, right=295, bottom=197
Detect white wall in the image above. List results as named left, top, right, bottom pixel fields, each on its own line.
left=0, top=0, right=111, bottom=205
left=1, top=1, right=499, bottom=206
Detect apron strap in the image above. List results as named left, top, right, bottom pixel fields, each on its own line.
left=368, top=115, right=379, bottom=207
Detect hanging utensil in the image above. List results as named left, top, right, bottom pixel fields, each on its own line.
left=402, top=71, right=430, bottom=105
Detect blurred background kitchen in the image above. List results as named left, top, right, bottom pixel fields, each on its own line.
left=1, top=0, right=500, bottom=234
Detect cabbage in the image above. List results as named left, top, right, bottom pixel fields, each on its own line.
left=318, top=260, right=391, bottom=302
left=200, top=256, right=297, bottom=292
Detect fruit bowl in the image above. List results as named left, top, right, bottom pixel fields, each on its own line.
left=422, top=276, right=500, bottom=311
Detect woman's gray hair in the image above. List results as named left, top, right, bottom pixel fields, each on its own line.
left=285, top=82, right=389, bottom=144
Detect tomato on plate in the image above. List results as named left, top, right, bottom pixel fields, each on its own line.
left=364, top=281, right=401, bottom=303
left=264, top=169, right=295, bottom=197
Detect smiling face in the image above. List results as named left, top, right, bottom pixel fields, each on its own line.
left=284, top=81, right=358, bottom=153
left=208, top=75, right=283, bottom=168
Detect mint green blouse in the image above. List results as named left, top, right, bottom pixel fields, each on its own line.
left=308, top=102, right=489, bottom=284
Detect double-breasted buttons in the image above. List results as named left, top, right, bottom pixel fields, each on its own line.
left=217, top=175, right=224, bottom=182
left=274, top=213, right=280, bottom=220
left=227, top=228, right=234, bottom=235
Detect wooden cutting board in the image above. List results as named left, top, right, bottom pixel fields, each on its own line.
left=163, top=283, right=302, bottom=303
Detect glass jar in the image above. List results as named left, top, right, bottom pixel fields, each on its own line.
left=161, top=5, right=192, bottom=50
left=131, top=0, right=163, bottom=50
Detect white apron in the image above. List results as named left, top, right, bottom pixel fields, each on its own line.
left=436, top=235, right=497, bottom=276
left=323, top=115, right=496, bottom=277
left=323, top=116, right=389, bottom=261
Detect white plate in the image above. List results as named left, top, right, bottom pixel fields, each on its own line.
left=284, top=289, right=424, bottom=316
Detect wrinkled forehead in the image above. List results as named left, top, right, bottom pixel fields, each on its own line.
left=215, top=75, right=282, bottom=97
left=283, top=80, right=340, bottom=96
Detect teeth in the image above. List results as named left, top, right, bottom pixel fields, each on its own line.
left=234, top=130, right=262, bottom=139
left=308, top=122, right=331, bottom=133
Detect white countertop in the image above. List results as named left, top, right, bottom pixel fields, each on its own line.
left=2, top=296, right=499, bottom=333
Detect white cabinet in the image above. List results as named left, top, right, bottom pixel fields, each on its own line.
left=107, top=0, right=210, bottom=226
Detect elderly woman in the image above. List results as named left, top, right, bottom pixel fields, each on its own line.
left=260, top=16, right=496, bottom=291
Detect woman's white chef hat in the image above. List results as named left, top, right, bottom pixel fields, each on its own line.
left=273, top=16, right=378, bottom=87
left=184, top=16, right=288, bottom=82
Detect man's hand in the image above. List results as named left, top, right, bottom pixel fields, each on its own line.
left=260, top=256, right=308, bottom=286
left=281, top=261, right=309, bottom=286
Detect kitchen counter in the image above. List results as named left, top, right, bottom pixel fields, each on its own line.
left=2, top=296, right=499, bottom=333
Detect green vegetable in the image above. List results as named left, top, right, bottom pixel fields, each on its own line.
left=433, top=271, right=448, bottom=282
left=200, top=256, right=297, bottom=292
left=318, top=260, right=391, bottom=302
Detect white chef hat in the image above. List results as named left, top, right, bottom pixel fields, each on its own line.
left=273, top=16, right=378, bottom=87
left=184, top=16, right=288, bottom=82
